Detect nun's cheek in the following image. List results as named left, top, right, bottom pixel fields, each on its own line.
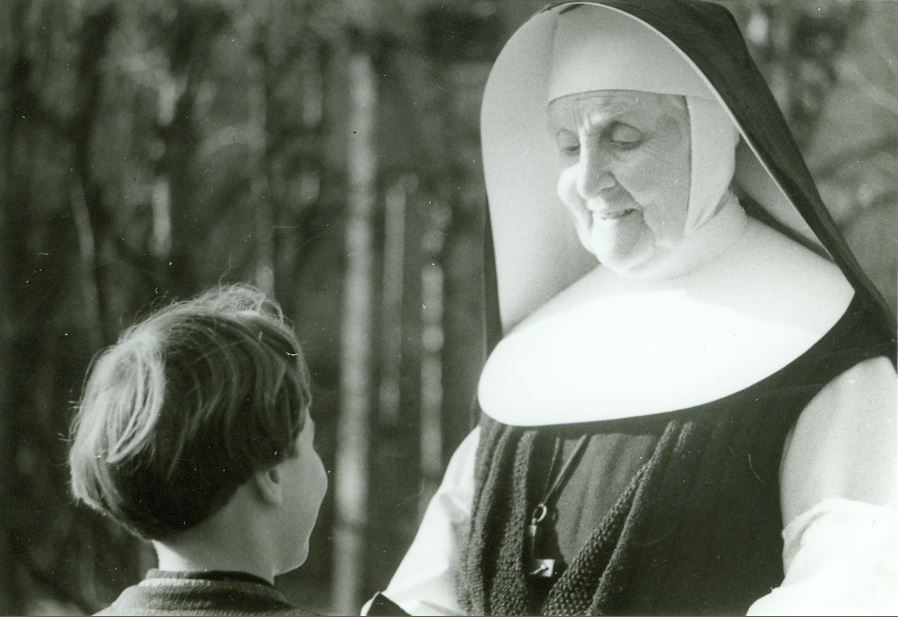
left=641, top=202, right=686, bottom=248
left=618, top=166, right=688, bottom=247
left=615, top=156, right=667, bottom=198
left=557, top=169, right=592, bottom=230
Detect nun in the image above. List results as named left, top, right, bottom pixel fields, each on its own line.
left=370, top=1, right=896, bottom=614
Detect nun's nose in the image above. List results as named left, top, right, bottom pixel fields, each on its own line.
left=576, top=147, right=616, bottom=199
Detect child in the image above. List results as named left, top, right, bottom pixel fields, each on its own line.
left=68, top=284, right=327, bottom=615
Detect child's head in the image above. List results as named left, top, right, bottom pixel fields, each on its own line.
left=69, top=284, right=326, bottom=571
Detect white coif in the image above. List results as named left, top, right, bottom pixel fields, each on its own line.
left=478, top=218, right=853, bottom=425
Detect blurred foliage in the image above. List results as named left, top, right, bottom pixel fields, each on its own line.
left=0, top=0, right=894, bottom=614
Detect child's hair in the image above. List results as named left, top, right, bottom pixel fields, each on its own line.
left=68, top=284, right=311, bottom=540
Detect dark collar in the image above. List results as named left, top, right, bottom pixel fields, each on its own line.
left=144, top=568, right=275, bottom=588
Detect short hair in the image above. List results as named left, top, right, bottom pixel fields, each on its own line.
left=68, top=284, right=311, bottom=540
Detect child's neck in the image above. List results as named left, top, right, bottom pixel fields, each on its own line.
left=151, top=507, right=279, bottom=585
left=152, top=541, right=276, bottom=584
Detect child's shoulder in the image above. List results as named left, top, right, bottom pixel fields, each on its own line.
left=96, top=570, right=320, bottom=616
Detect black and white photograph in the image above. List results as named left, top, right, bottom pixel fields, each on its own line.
left=0, top=0, right=895, bottom=615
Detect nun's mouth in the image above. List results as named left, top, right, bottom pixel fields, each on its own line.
left=596, top=208, right=637, bottom=221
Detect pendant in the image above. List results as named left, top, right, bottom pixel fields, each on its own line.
left=526, top=505, right=560, bottom=581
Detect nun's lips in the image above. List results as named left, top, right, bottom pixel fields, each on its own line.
left=592, top=207, right=638, bottom=221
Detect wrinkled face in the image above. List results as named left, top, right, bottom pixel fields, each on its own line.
left=278, top=415, right=327, bottom=572
left=548, top=91, right=691, bottom=273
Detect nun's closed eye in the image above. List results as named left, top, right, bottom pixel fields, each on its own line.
left=556, top=129, right=580, bottom=155
left=554, top=123, right=643, bottom=157
left=608, top=123, right=642, bottom=149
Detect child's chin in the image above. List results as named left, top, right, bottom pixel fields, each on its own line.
left=291, top=544, right=311, bottom=570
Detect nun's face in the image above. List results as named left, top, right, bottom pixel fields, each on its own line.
left=548, top=91, right=691, bottom=274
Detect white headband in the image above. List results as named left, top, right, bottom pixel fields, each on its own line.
left=548, top=5, right=714, bottom=102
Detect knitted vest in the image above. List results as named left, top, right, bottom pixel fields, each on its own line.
left=459, top=296, right=893, bottom=615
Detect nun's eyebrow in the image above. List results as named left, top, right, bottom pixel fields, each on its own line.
left=549, top=100, right=613, bottom=125
left=576, top=107, right=622, bottom=132
left=552, top=128, right=578, bottom=144
left=546, top=101, right=574, bottom=133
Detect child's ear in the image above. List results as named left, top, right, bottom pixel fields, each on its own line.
left=251, top=466, right=283, bottom=506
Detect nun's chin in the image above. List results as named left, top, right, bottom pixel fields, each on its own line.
left=581, top=210, right=658, bottom=274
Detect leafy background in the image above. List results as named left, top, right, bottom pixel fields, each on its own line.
left=1, top=0, right=894, bottom=614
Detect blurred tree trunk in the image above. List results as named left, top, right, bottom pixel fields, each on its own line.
left=0, top=5, right=26, bottom=611
left=419, top=197, right=449, bottom=514
left=378, top=178, right=410, bottom=429
left=276, top=40, right=327, bottom=312
left=250, top=23, right=276, bottom=297
left=333, top=32, right=377, bottom=615
left=70, top=5, right=117, bottom=349
left=151, top=4, right=228, bottom=296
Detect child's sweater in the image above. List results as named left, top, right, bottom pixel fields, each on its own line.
left=97, top=569, right=313, bottom=615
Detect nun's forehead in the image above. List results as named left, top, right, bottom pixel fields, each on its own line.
left=547, top=90, right=688, bottom=128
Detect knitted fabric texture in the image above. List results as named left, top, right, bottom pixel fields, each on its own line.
left=460, top=417, right=701, bottom=615
left=97, top=570, right=312, bottom=616
left=458, top=296, right=893, bottom=616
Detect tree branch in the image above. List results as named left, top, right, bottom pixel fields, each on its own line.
left=812, top=134, right=898, bottom=179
